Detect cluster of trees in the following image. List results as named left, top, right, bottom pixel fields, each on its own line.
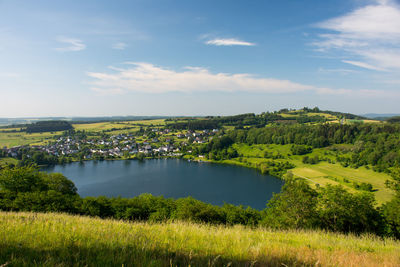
left=25, top=121, right=73, bottom=133
left=386, top=116, right=400, bottom=123
left=302, top=155, right=320, bottom=165
left=262, top=176, right=383, bottom=234
left=257, top=160, right=295, bottom=176
left=193, top=136, right=238, bottom=160
left=167, top=120, right=219, bottom=130
left=1, top=166, right=399, bottom=238
left=10, top=147, right=63, bottom=166
left=166, top=110, right=335, bottom=131
left=300, top=107, right=366, bottom=120
left=228, top=123, right=400, bottom=172
left=290, top=144, right=313, bottom=155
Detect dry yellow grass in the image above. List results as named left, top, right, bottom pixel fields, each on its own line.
left=0, top=212, right=399, bottom=266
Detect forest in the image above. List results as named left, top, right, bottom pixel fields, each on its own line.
left=25, top=121, right=73, bottom=133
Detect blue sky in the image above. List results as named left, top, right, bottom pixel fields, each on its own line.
left=1, top=0, right=400, bottom=117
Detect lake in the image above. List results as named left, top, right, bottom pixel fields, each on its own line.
left=43, top=159, right=284, bottom=210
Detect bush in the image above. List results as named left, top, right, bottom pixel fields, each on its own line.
left=290, top=145, right=313, bottom=155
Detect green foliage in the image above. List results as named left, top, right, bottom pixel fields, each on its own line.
left=316, top=185, right=383, bottom=234
left=0, top=165, right=47, bottom=193
left=261, top=176, right=386, bottom=235
left=228, top=123, right=400, bottom=172
left=1, top=166, right=399, bottom=238
left=290, top=144, right=313, bottom=155
left=261, top=177, right=318, bottom=229
left=382, top=198, right=400, bottom=239
left=386, top=116, right=400, bottom=123
left=25, top=120, right=73, bottom=133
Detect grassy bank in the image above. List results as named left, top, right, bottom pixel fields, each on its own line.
left=212, top=143, right=394, bottom=204
left=0, top=212, right=399, bottom=267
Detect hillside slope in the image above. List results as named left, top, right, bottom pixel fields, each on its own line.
left=0, top=212, right=399, bottom=267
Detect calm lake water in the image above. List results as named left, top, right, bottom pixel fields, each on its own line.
left=43, top=159, right=283, bottom=210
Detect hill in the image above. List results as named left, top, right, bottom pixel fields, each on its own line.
left=363, top=113, right=400, bottom=120
left=1, top=211, right=399, bottom=267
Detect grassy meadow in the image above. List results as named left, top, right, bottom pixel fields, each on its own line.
left=0, top=129, right=63, bottom=148
left=213, top=144, right=394, bottom=204
left=1, top=211, right=399, bottom=267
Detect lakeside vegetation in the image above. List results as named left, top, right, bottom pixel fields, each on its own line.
left=1, top=211, right=399, bottom=267
left=0, top=166, right=399, bottom=238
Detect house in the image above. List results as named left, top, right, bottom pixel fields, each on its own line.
left=144, top=145, right=152, bottom=153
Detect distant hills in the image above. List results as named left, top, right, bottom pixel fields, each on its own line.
left=2, top=109, right=400, bottom=126
left=0, top=116, right=172, bottom=126
left=362, top=113, right=400, bottom=120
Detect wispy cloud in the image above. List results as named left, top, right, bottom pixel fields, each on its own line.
left=0, top=72, right=20, bottom=78
left=341, top=60, right=385, bottom=71
left=317, top=67, right=359, bottom=75
left=313, top=0, right=400, bottom=72
left=112, top=42, right=127, bottom=50
left=87, top=62, right=399, bottom=98
left=91, top=87, right=125, bottom=96
left=205, top=38, right=255, bottom=46
left=55, top=36, right=86, bottom=52
left=87, top=62, right=311, bottom=95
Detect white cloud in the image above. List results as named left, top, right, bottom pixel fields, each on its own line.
left=112, top=42, right=127, bottom=50
left=87, top=62, right=400, bottom=99
left=317, top=67, right=359, bottom=75
left=341, top=60, right=384, bottom=71
left=313, top=0, right=400, bottom=72
left=55, top=37, right=86, bottom=52
left=205, top=38, right=255, bottom=46
left=87, top=62, right=311, bottom=95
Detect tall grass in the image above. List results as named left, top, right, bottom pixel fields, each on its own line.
left=1, top=211, right=399, bottom=266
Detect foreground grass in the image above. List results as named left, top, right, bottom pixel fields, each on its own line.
left=1, top=212, right=399, bottom=267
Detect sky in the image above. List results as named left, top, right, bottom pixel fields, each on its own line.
left=1, top=0, right=400, bottom=117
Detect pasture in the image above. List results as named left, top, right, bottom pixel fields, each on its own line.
left=231, top=144, right=394, bottom=204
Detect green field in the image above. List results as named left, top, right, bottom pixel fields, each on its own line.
left=227, top=144, right=394, bottom=204
left=0, top=130, right=63, bottom=147
left=0, top=119, right=168, bottom=147
left=1, top=212, right=399, bottom=267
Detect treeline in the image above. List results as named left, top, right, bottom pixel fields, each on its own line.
left=1, top=166, right=399, bottom=238
left=167, top=120, right=219, bottom=130
left=301, top=107, right=366, bottom=120
left=386, top=116, right=400, bottom=123
left=166, top=112, right=329, bottom=130
left=25, top=121, right=73, bottom=133
left=228, top=123, right=400, bottom=171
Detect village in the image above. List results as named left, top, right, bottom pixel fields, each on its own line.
left=1, top=127, right=220, bottom=161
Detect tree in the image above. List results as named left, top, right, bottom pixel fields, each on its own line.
left=261, top=177, right=318, bottom=229
left=316, top=185, right=383, bottom=234
left=0, top=165, right=46, bottom=193
left=382, top=169, right=400, bottom=238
